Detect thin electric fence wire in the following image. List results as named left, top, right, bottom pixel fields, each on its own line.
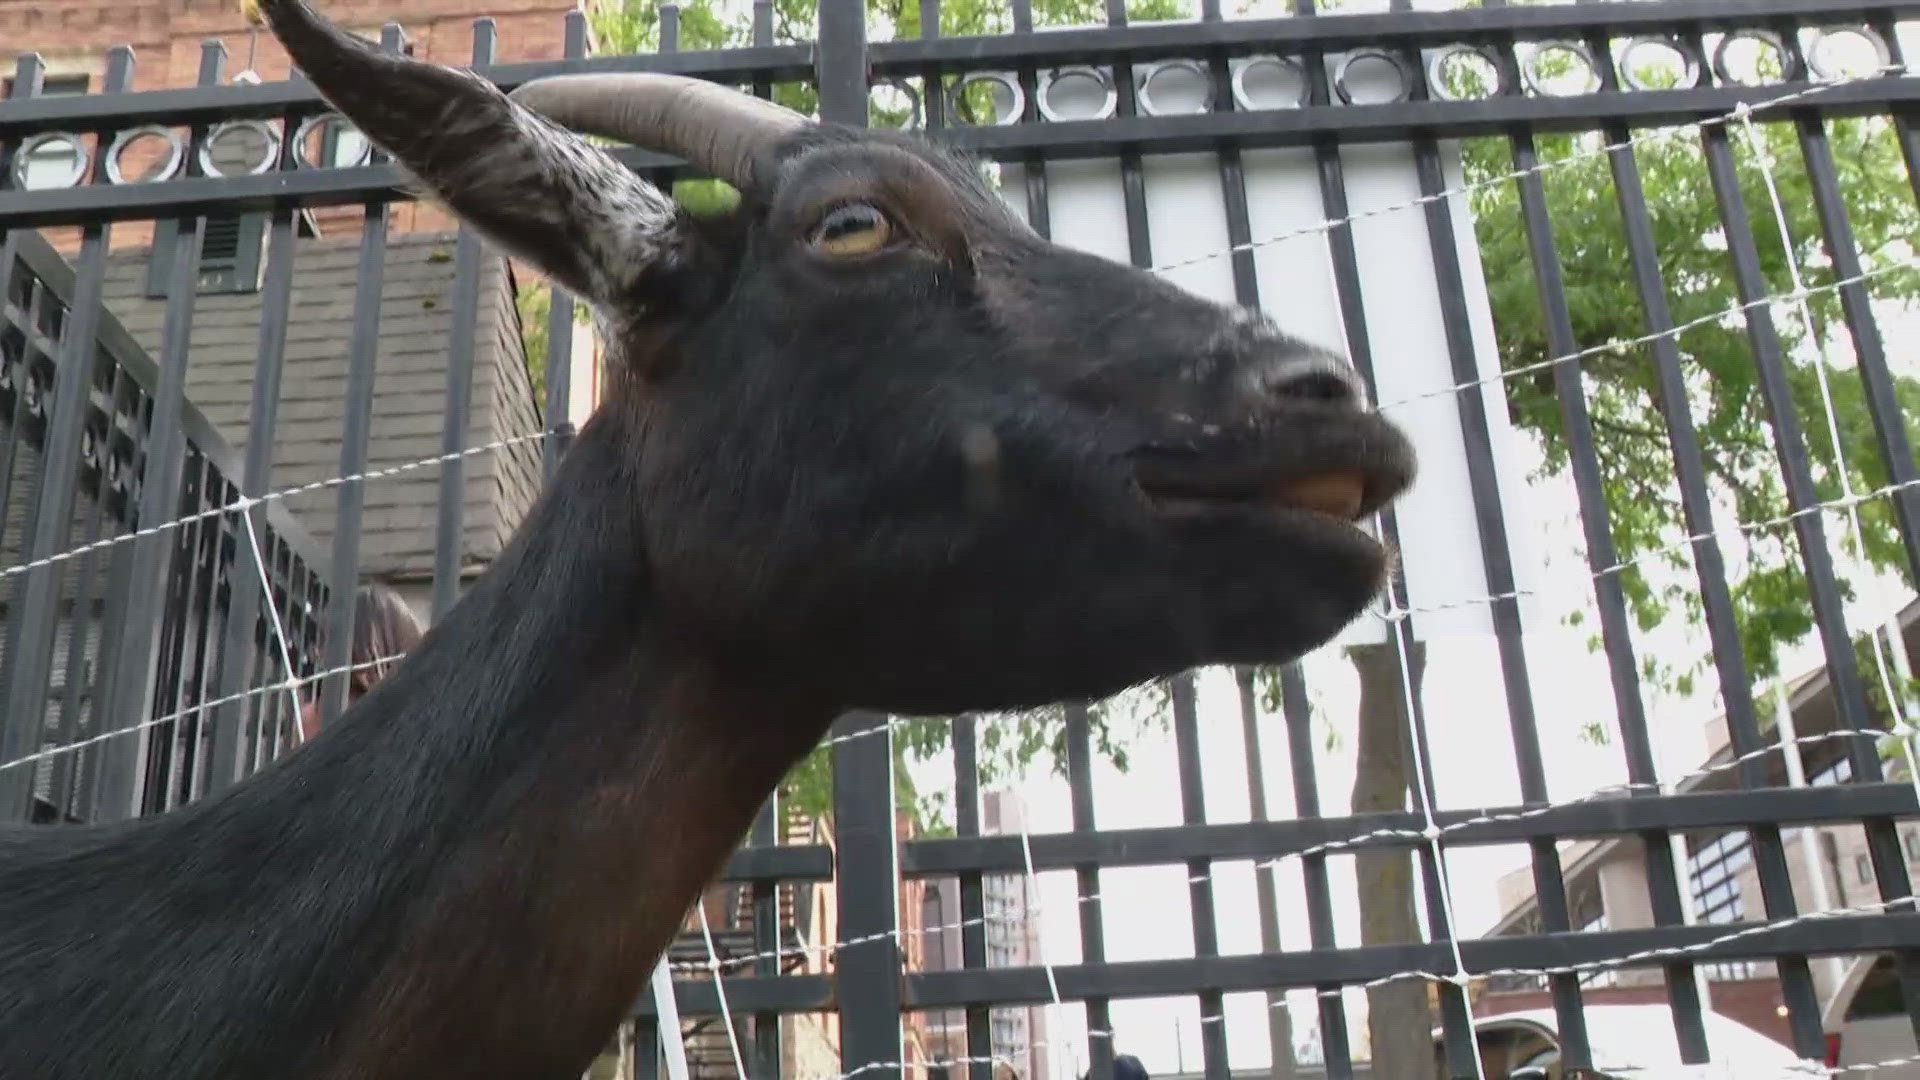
left=1148, top=62, right=1907, bottom=279
left=1733, top=100, right=1920, bottom=814
left=0, top=55, right=1914, bottom=1080
left=237, top=506, right=304, bottom=741
left=9, top=460, right=1920, bottom=794
left=0, top=243, right=1903, bottom=626
left=1017, top=823, right=1066, bottom=1060
left=1384, top=604, right=1488, bottom=1080
left=0, top=69, right=1908, bottom=600
left=693, top=898, right=750, bottom=1079
left=0, top=429, right=557, bottom=586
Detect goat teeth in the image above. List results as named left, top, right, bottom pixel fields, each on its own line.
left=1269, top=471, right=1366, bottom=520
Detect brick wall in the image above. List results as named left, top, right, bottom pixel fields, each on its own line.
left=0, top=0, right=585, bottom=246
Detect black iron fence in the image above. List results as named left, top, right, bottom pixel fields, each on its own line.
left=6, top=1, right=1920, bottom=1078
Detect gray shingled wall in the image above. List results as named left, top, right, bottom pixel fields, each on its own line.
left=98, top=231, right=546, bottom=583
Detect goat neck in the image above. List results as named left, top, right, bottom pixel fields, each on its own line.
left=300, top=407, right=833, bottom=1077
left=0, top=405, right=836, bottom=1080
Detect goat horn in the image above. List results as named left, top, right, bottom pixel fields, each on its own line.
left=509, top=75, right=808, bottom=191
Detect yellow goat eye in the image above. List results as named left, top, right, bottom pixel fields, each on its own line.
left=811, top=203, right=894, bottom=256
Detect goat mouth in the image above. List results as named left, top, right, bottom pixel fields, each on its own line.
left=1129, top=436, right=1408, bottom=527
left=1136, top=468, right=1377, bottom=524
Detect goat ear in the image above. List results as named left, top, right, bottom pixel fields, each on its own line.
left=256, top=0, right=682, bottom=310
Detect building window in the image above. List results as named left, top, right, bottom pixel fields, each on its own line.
left=145, top=213, right=268, bottom=297
left=1905, top=831, right=1920, bottom=861
left=1689, top=829, right=1759, bottom=981
left=1808, top=756, right=1855, bottom=787
left=1858, top=854, right=1874, bottom=885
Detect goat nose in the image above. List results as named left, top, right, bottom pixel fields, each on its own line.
left=1264, top=352, right=1365, bottom=408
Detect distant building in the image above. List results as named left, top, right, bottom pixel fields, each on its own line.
left=909, top=789, right=1053, bottom=1080
left=1479, top=600, right=1920, bottom=1074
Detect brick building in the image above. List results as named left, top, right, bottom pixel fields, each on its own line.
left=2, top=0, right=586, bottom=247
left=1, top=0, right=600, bottom=622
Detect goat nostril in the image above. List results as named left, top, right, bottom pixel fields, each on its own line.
left=1272, top=370, right=1358, bottom=406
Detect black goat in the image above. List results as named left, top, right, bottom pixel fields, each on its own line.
left=0, top=2, right=1416, bottom=1076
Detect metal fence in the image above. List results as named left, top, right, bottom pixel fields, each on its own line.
left=5, top=0, right=1920, bottom=1078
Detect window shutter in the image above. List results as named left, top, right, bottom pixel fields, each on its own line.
left=144, top=213, right=267, bottom=297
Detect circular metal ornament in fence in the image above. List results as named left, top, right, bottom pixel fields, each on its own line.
left=292, top=112, right=373, bottom=168
left=199, top=119, right=283, bottom=178
left=1231, top=55, right=1309, bottom=111
left=11, top=132, right=89, bottom=191
left=1711, top=29, right=1795, bottom=87
left=1806, top=26, right=1892, bottom=81
left=103, top=126, right=186, bottom=185
left=1426, top=44, right=1504, bottom=102
left=1334, top=49, right=1411, bottom=106
left=1520, top=41, right=1601, bottom=97
left=1136, top=59, right=1213, bottom=117
left=1037, top=66, right=1117, bottom=123
left=1616, top=36, right=1701, bottom=92
left=869, top=79, right=922, bottom=129
left=947, top=72, right=1024, bottom=127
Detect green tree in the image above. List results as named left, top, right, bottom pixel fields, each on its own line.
left=1463, top=114, right=1920, bottom=698
left=1254, top=60, right=1920, bottom=1073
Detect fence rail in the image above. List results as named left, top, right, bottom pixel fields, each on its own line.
left=6, top=0, right=1920, bottom=1078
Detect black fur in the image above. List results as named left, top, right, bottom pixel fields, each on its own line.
left=0, top=3, right=1417, bottom=1076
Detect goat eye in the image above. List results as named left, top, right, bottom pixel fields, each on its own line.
left=811, top=203, right=893, bottom=256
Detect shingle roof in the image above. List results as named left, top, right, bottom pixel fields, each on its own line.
left=98, top=230, right=546, bottom=582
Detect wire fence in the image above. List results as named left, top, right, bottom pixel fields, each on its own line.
left=5, top=0, right=1920, bottom=1078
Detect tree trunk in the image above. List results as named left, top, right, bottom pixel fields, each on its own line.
left=1348, top=640, right=1434, bottom=1080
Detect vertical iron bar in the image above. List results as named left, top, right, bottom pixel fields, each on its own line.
left=318, top=24, right=406, bottom=727
left=205, top=106, right=302, bottom=795
left=1201, top=23, right=1286, bottom=1056
left=1277, top=665, right=1353, bottom=1077
left=1387, top=14, right=1590, bottom=1061
left=1787, top=105, right=1920, bottom=1041
left=831, top=712, right=904, bottom=1079
left=46, top=361, right=126, bottom=818
left=1793, top=113, right=1920, bottom=596
left=1234, top=668, right=1296, bottom=1078
left=0, top=54, right=47, bottom=555
left=918, top=0, right=943, bottom=131
left=1098, top=37, right=1228, bottom=1065
left=753, top=0, right=774, bottom=97
left=540, top=11, right=587, bottom=484
left=2, top=47, right=142, bottom=822
left=951, top=714, right=992, bottom=1080
left=750, top=795, right=782, bottom=1077
left=78, top=400, right=143, bottom=819
left=96, top=40, right=227, bottom=822
left=1170, top=676, right=1229, bottom=1080
left=1009, top=0, right=1047, bottom=239
left=174, top=458, right=223, bottom=804
left=1703, top=119, right=1920, bottom=1046
left=1064, top=704, right=1113, bottom=1079
left=1290, top=3, right=1475, bottom=1070
left=1507, top=125, right=1708, bottom=1061
left=1582, top=32, right=1825, bottom=1045
left=813, top=5, right=899, bottom=1075
left=431, top=19, right=495, bottom=622
left=1402, top=129, right=1590, bottom=1076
